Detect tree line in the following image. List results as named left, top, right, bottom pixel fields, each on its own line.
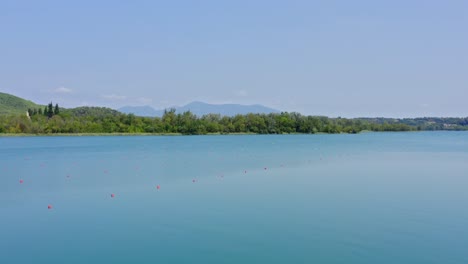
left=1, top=106, right=467, bottom=134
left=27, top=102, right=60, bottom=118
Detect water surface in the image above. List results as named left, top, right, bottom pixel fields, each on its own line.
left=1, top=132, right=468, bottom=263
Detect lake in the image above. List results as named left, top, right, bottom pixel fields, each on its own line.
left=1, top=132, right=468, bottom=263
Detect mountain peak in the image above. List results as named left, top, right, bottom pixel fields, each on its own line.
left=118, top=102, right=280, bottom=117
left=118, top=105, right=162, bottom=116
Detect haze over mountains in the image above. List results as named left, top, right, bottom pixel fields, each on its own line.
left=0, top=92, right=281, bottom=117
left=118, top=101, right=281, bottom=117
left=2, top=92, right=468, bottom=134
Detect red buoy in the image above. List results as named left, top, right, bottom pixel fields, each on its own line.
left=19, top=179, right=24, bottom=184
left=111, top=193, right=115, bottom=198
left=156, top=185, right=160, bottom=190
left=47, top=205, right=52, bottom=209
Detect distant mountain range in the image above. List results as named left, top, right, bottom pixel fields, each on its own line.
left=1, top=92, right=467, bottom=134
left=0, top=92, right=280, bottom=117
left=118, top=101, right=281, bottom=117
left=118, top=105, right=162, bottom=117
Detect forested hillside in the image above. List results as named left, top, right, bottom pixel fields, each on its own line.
left=1, top=92, right=467, bottom=135
left=1, top=107, right=467, bottom=135
left=0, top=92, right=42, bottom=115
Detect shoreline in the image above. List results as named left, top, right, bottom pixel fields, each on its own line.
left=0, top=132, right=257, bottom=137
left=1, top=130, right=461, bottom=137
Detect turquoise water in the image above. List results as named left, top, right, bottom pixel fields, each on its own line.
left=1, top=132, right=468, bottom=263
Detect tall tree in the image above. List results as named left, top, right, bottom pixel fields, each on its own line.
left=54, top=103, right=60, bottom=115
left=48, top=102, right=54, bottom=118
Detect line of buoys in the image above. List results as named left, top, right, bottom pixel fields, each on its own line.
left=18, top=153, right=298, bottom=211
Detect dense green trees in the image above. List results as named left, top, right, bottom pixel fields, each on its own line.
left=1, top=106, right=467, bottom=135
left=28, top=102, right=60, bottom=118
left=0, top=92, right=41, bottom=115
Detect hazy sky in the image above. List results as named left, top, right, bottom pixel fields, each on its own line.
left=1, top=0, right=467, bottom=117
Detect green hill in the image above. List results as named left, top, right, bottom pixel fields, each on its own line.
left=1, top=91, right=467, bottom=135
left=0, top=92, right=43, bottom=115
left=0, top=92, right=121, bottom=118
left=63, top=106, right=121, bottom=117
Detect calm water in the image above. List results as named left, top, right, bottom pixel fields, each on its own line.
left=1, top=132, right=468, bottom=263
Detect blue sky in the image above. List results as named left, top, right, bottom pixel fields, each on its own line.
left=0, top=0, right=466, bottom=117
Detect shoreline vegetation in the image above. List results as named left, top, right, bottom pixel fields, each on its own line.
left=0, top=131, right=456, bottom=137
left=1, top=105, right=467, bottom=135
left=0, top=132, right=259, bottom=137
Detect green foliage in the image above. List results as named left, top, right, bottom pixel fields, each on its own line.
left=47, top=102, right=54, bottom=118
left=63, top=106, right=121, bottom=118
left=1, top=106, right=467, bottom=135
left=1, top=93, right=467, bottom=135
left=0, top=92, right=43, bottom=115
left=26, top=102, right=59, bottom=119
